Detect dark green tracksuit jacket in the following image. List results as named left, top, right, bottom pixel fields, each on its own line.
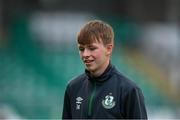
left=62, top=63, right=147, bottom=119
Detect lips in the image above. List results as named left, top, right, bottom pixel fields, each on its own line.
left=84, top=60, right=94, bottom=64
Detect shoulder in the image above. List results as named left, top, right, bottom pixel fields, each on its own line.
left=112, top=68, right=144, bottom=100
left=64, top=73, right=87, bottom=97
left=112, top=67, right=140, bottom=92
left=66, top=73, right=87, bottom=89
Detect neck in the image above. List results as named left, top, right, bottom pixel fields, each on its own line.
left=90, top=60, right=110, bottom=77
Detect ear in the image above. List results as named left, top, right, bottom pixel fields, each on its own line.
left=105, top=44, right=113, bottom=56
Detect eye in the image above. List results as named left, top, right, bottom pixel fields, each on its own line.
left=79, top=47, right=84, bottom=51
left=89, top=47, right=97, bottom=51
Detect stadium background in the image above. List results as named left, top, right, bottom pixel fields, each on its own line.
left=0, top=0, right=180, bottom=119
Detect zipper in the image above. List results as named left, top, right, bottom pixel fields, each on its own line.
left=88, top=81, right=96, bottom=117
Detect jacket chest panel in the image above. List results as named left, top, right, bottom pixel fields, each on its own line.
left=71, top=80, right=122, bottom=118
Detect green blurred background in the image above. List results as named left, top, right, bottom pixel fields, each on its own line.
left=0, top=0, right=180, bottom=119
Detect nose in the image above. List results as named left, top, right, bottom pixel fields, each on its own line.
left=82, top=49, right=90, bottom=57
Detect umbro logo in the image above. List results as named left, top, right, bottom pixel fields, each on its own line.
left=76, top=97, right=83, bottom=110
left=76, top=97, right=83, bottom=103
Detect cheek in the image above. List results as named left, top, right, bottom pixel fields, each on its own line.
left=79, top=52, right=83, bottom=58
left=95, top=49, right=106, bottom=59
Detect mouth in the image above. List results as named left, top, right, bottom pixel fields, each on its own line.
left=84, top=60, right=94, bottom=65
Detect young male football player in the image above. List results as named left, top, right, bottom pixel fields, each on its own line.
left=62, top=20, right=147, bottom=119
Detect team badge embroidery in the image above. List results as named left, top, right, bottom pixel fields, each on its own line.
left=76, top=97, right=83, bottom=110
left=102, top=93, right=115, bottom=109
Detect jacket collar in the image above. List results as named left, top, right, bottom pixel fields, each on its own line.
left=85, top=62, right=114, bottom=83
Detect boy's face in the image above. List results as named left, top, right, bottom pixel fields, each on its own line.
left=78, top=40, right=112, bottom=75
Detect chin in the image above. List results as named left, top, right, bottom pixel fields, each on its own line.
left=86, top=66, right=96, bottom=72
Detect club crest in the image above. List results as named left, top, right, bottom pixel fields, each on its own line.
left=102, top=93, right=115, bottom=109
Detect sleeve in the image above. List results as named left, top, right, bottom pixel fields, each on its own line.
left=123, top=87, right=147, bottom=119
left=62, top=85, right=72, bottom=119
